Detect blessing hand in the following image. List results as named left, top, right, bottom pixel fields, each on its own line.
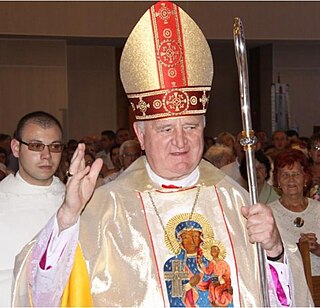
left=57, top=143, right=103, bottom=232
left=241, top=203, right=283, bottom=260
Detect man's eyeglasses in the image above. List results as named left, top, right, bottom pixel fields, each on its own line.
left=312, top=145, right=320, bottom=151
left=121, top=152, right=141, bottom=158
left=17, top=139, right=64, bottom=153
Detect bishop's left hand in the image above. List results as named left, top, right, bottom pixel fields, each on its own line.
left=241, top=203, right=283, bottom=259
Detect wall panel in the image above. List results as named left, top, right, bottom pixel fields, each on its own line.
left=0, top=39, right=67, bottom=136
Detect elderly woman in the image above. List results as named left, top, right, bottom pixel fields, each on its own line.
left=204, top=144, right=234, bottom=169
left=216, top=132, right=235, bottom=150
left=268, top=149, right=320, bottom=275
left=307, top=133, right=320, bottom=200
left=239, top=150, right=279, bottom=203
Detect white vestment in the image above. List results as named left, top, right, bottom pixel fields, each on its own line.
left=0, top=172, right=65, bottom=307
left=220, top=159, right=247, bottom=189
left=12, top=158, right=313, bottom=307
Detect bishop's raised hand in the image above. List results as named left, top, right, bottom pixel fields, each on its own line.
left=57, top=143, right=103, bottom=232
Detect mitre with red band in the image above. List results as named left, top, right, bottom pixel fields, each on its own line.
left=120, top=1, right=214, bottom=121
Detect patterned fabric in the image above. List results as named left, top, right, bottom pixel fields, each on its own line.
left=120, top=1, right=213, bottom=120
left=12, top=158, right=314, bottom=306
left=0, top=173, right=65, bottom=307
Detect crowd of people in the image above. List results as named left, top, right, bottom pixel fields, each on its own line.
left=0, top=1, right=318, bottom=307
left=204, top=129, right=320, bottom=200
left=204, top=129, right=320, bottom=279
left=1, top=116, right=319, bottom=306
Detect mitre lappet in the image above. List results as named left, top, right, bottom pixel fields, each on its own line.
left=120, top=1, right=214, bottom=120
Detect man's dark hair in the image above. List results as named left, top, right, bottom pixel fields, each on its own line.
left=67, top=139, right=78, bottom=151
left=116, top=127, right=129, bottom=134
left=0, top=146, right=7, bottom=159
left=309, top=133, right=320, bottom=149
left=15, top=111, right=63, bottom=140
left=110, top=144, right=120, bottom=156
left=0, top=133, right=11, bottom=143
left=286, top=129, right=299, bottom=138
left=240, top=150, right=272, bottom=182
left=101, top=130, right=116, bottom=141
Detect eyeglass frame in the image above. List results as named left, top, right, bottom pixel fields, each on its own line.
left=279, top=171, right=303, bottom=181
left=311, top=145, right=320, bottom=151
left=17, top=139, right=64, bottom=153
left=121, top=152, right=141, bottom=159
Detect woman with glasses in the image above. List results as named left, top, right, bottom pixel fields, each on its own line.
left=239, top=150, right=279, bottom=204
left=268, top=149, right=320, bottom=276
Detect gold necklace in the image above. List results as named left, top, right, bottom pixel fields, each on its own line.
left=147, top=186, right=201, bottom=255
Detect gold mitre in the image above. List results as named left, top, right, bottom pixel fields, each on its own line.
left=120, top=1, right=214, bottom=120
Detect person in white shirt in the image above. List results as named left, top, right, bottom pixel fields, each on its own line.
left=221, top=132, right=247, bottom=188
left=103, top=139, right=141, bottom=184
left=95, top=130, right=116, bottom=171
left=0, top=111, right=65, bottom=307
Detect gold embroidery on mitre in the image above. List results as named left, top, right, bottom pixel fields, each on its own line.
left=137, top=98, right=150, bottom=116
left=168, top=68, right=177, bottom=78
left=155, top=2, right=174, bottom=25
left=152, top=2, right=187, bottom=90
left=164, top=213, right=214, bottom=255
left=163, top=89, right=189, bottom=114
left=190, top=96, right=198, bottom=106
left=128, top=87, right=211, bottom=99
left=158, top=40, right=182, bottom=68
left=130, top=102, right=136, bottom=111
left=119, top=2, right=214, bottom=120
left=163, top=28, right=172, bottom=39
left=200, top=91, right=209, bottom=109
left=128, top=86, right=211, bottom=120
left=153, top=99, right=162, bottom=110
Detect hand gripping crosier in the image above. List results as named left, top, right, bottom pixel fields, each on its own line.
left=233, top=17, right=270, bottom=307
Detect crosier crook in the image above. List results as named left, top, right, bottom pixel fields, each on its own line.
left=233, top=17, right=270, bottom=307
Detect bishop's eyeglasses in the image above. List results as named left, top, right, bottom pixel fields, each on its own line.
left=17, top=139, right=64, bottom=153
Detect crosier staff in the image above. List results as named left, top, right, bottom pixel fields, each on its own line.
left=233, top=17, right=270, bottom=307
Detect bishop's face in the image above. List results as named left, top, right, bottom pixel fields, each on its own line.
left=134, top=115, right=204, bottom=181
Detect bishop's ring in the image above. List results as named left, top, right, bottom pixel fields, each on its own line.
left=66, top=170, right=74, bottom=177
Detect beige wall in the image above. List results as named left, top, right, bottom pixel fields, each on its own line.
left=0, top=2, right=319, bottom=40
left=67, top=45, right=117, bottom=140
left=0, top=39, right=68, bottom=136
left=273, top=43, right=320, bottom=137
left=0, top=40, right=118, bottom=141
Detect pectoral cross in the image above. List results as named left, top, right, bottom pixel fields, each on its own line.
left=164, top=259, right=189, bottom=297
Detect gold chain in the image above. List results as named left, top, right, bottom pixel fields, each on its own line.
left=147, top=186, right=201, bottom=255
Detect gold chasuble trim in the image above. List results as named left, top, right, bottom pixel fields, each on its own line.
left=61, top=244, right=93, bottom=307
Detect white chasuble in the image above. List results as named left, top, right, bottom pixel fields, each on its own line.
left=12, top=157, right=313, bottom=307
left=140, top=185, right=243, bottom=307
left=0, top=173, right=65, bottom=307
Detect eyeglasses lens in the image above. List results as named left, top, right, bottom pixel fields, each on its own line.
left=28, top=143, right=64, bottom=153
